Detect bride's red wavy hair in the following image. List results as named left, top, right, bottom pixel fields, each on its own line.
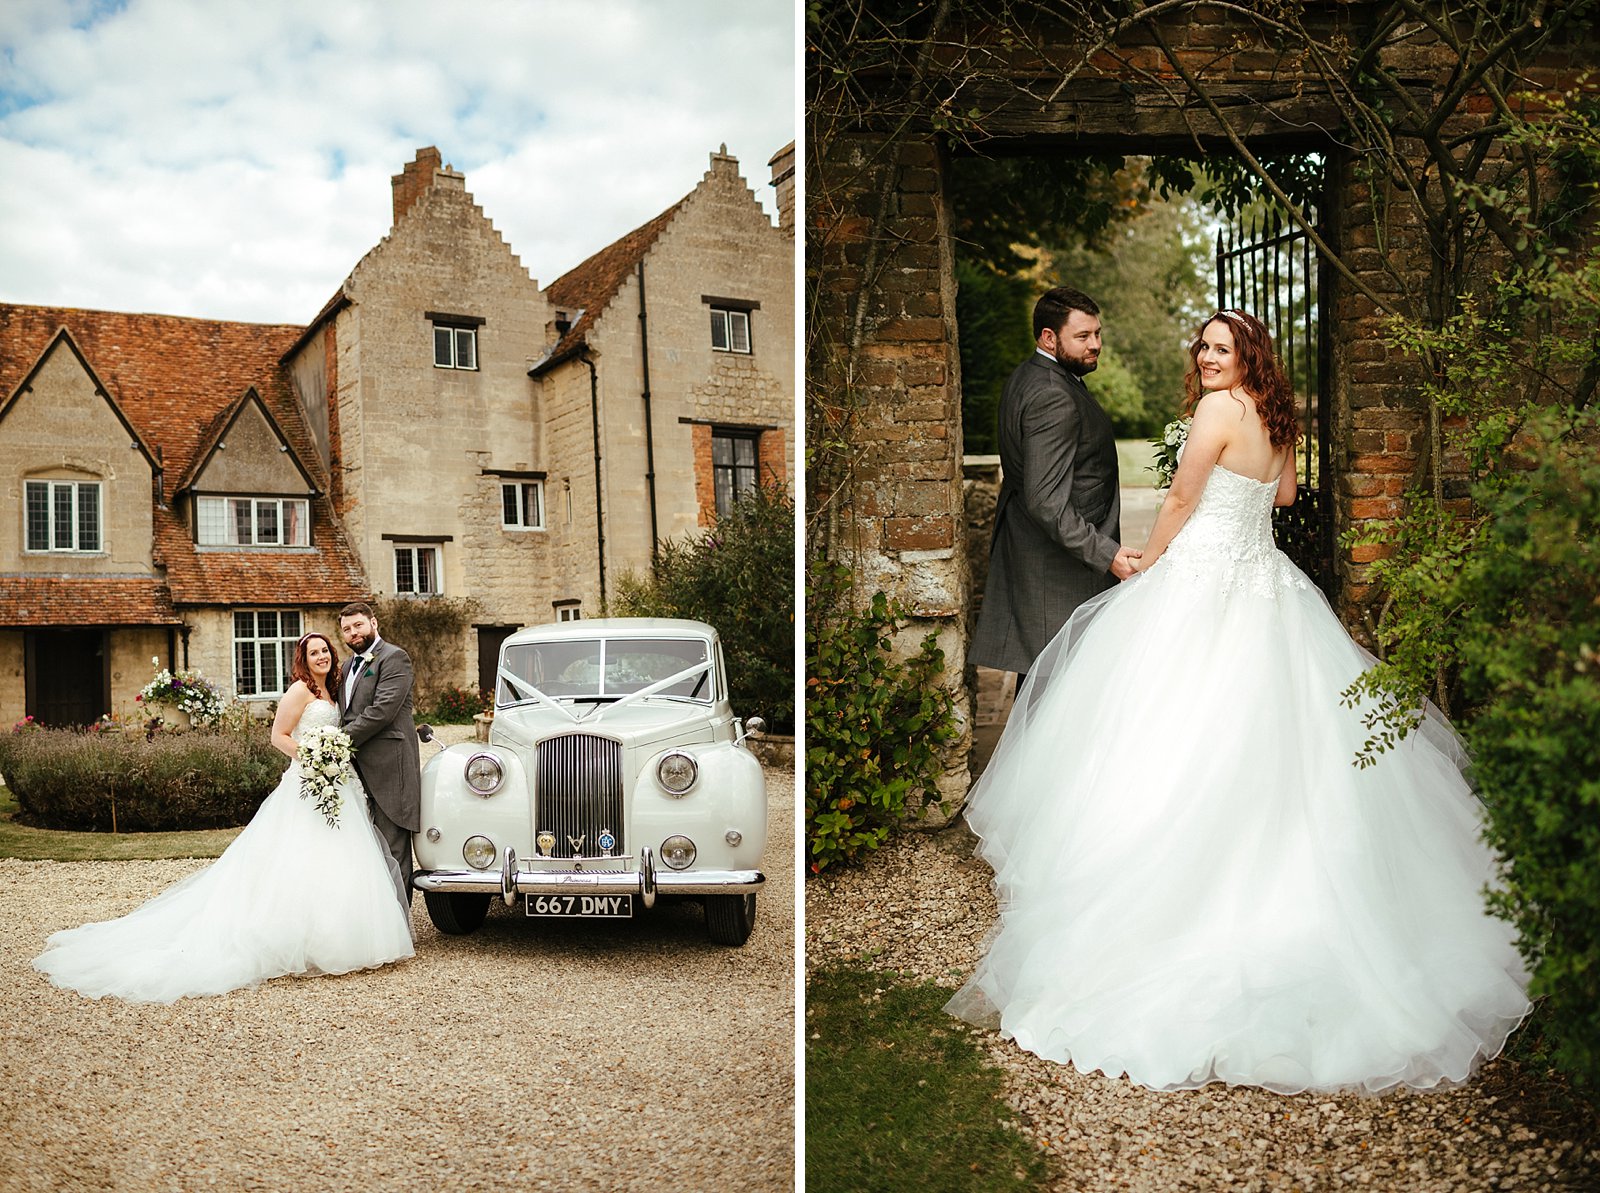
left=291, top=633, right=339, bottom=699
left=1183, top=310, right=1302, bottom=451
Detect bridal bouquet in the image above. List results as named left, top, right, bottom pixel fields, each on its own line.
left=1151, top=417, right=1190, bottom=489
left=297, top=724, right=354, bottom=828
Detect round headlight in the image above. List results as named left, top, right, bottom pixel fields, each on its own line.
left=463, top=835, right=497, bottom=870
left=660, top=835, right=697, bottom=870
left=656, top=751, right=698, bottom=796
left=464, top=752, right=504, bottom=795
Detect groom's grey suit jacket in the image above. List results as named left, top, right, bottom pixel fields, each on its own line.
left=339, top=639, right=422, bottom=832
left=970, top=351, right=1122, bottom=675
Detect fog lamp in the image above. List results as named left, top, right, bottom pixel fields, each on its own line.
left=463, top=835, right=497, bottom=870
left=660, top=835, right=697, bottom=870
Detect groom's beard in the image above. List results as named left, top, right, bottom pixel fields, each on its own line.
left=1055, top=346, right=1099, bottom=377
left=349, top=633, right=375, bottom=653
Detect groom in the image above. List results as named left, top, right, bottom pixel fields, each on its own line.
left=338, top=601, right=420, bottom=908
left=970, top=286, right=1141, bottom=683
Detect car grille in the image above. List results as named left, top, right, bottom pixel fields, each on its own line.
left=534, top=733, right=624, bottom=859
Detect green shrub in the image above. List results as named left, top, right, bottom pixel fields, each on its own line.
left=805, top=562, right=958, bottom=873
left=1452, top=410, right=1600, bottom=1088
left=424, top=685, right=491, bottom=724
left=0, top=724, right=285, bottom=832
left=611, top=483, right=795, bottom=733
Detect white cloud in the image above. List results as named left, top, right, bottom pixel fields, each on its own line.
left=0, top=0, right=795, bottom=321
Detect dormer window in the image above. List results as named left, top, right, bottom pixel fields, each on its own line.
left=197, top=496, right=309, bottom=547
left=430, top=311, right=485, bottom=370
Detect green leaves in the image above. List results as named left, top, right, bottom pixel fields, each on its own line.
left=805, top=562, right=958, bottom=873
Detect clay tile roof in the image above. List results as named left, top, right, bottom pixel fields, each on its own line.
left=0, top=304, right=308, bottom=501
left=1, top=302, right=370, bottom=611
left=534, top=195, right=690, bottom=372
left=153, top=504, right=367, bottom=607
left=0, top=576, right=181, bottom=626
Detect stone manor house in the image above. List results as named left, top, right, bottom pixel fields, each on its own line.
left=0, top=144, right=795, bottom=726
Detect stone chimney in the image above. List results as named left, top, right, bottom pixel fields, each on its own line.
left=392, top=147, right=443, bottom=226
left=768, top=141, right=795, bottom=238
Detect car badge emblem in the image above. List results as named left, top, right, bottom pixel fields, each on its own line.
left=598, top=829, right=616, bottom=857
left=536, top=831, right=556, bottom=858
left=567, top=833, right=586, bottom=857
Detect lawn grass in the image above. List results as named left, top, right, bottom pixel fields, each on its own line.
left=1116, top=437, right=1160, bottom=487
left=0, top=779, right=239, bottom=862
left=806, top=965, right=1050, bottom=1193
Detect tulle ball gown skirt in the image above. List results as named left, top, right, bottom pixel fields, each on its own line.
left=946, top=526, right=1531, bottom=1094
left=34, top=761, right=415, bottom=1004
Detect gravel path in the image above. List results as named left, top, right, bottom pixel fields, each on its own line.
left=806, top=825, right=1600, bottom=1192
left=0, top=753, right=794, bottom=1193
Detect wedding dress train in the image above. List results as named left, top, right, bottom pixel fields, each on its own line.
left=946, top=463, right=1531, bottom=1094
left=34, top=700, right=414, bottom=1003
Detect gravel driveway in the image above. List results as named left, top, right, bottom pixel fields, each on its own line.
left=0, top=758, right=794, bottom=1193
left=807, top=825, right=1600, bottom=1192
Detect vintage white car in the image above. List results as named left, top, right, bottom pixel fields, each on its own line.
left=414, top=618, right=768, bottom=945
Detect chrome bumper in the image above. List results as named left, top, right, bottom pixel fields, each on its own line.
left=412, top=846, right=765, bottom=909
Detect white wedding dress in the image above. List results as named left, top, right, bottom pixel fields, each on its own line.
left=947, top=463, right=1531, bottom=1094
left=34, top=700, right=414, bottom=1003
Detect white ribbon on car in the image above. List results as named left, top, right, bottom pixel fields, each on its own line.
left=592, top=660, right=712, bottom=722
left=496, top=669, right=581, bottom=723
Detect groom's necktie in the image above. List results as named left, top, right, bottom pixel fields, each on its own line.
left=345, top=652, right=372, bottom=708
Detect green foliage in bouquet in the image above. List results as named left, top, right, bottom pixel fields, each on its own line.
left=611, top=483, right=795, bottom=734
left=1452, top=411, right=1600, bottom=1089
left=805, top=562, right=957, bottom=873
left=0, top=723, right=284, bottom=832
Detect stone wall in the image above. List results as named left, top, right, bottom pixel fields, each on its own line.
left=0, top=338, right=156, bottom=577
left=316, top=158, right=558, bottom=635
left=570, top=149, right=794, bottom=583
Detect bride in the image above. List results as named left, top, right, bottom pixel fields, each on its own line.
left=34, top=632, right=414, bottom=1003
left=947, top=308, right=1531, bottom=1094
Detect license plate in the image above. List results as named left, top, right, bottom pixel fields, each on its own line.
left=526, top=893, right=633, bottom=918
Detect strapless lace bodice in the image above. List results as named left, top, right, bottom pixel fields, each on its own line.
left=1157, top=465, right=1308, bottom=597
left=291, top=700, right=341, bottom=743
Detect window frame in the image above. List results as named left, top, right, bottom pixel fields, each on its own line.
left=24, top=479, right=103, bottom=553
left=709, top=307, right=752, bottom=355
left=394, top=543, right=443, bottom=596
left=232, top=609, right=303, bottom=699
left=195, top=495, right=310, bottom=548
left=710, top=428, right=762, bottom=518
left=500, top=481, right=545, bottom=531
left=431, top=313, right=483, bottom=371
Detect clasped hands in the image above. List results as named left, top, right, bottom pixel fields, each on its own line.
left=1110, top=545, right=1144, bottom=581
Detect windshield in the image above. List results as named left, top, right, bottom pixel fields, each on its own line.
left=498, top=636, right=714, bottom=704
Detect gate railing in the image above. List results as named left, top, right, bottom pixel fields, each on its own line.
left=1216, top=204, right=1333, bottom=594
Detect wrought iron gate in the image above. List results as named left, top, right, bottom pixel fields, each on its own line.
left=1216, top=204, right=1334, bottom=594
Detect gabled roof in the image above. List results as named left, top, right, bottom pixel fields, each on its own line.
left=532, top=196, right=690, bottom=374
left=0, top=304, right=308, bottom=503
left=175, top=385, right=321, bottom=497
left=0, top=303, right=369, bottom=610
left=0, top=326, right=161, bottom=476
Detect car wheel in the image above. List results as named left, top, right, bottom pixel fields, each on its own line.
left=424, top=890, right=491, bottom=935
left=704, top=893, right=757, bottom=946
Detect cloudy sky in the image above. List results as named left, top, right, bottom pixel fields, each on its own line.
left=0, top=0, right=796, bottom=324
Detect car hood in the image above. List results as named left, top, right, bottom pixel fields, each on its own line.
left=490, top=702, right=728, bottom=752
